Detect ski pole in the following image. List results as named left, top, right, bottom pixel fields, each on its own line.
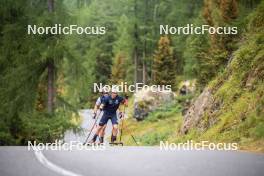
left=119, top=96, right=128, bottom=143
left=119, top=106, right=126, bottom=142
left=131, top=134, right=138, bottom=146
left=84, top=110, right=102, bottom=144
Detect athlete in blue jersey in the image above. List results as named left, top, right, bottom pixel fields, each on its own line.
left=91, top=88, right=128, bottom=143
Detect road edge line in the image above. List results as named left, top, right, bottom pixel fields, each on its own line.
left=33, top=148, right=83, bottom=176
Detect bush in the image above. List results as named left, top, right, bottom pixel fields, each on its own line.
left=0, top=110, right=78, bottom=145
left=19, top=111, right=78, bottom=145
left=138, top=132, right=171, bottom=145
left=145, top=102, right=182, bottom=122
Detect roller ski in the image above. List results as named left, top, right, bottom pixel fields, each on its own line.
left=109, top=142, right=123, bottom=146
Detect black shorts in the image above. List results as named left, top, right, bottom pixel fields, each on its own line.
left=99, top=113, right=118, bottom=126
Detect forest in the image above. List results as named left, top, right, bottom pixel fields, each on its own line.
left=0, top=0, right=263, bottom=146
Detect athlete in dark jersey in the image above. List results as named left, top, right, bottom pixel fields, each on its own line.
left=91, top=88, right=127, bottom=143
left=99, top=95, right=124, bottom=125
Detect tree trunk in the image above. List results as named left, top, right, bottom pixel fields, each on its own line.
left=47, top=0, right=55, bottom=114
left=142, top=53, right=146, bottom=84
left=134, top=0, right=139, bottom=85
left=47, top=60, right=54, bottom=114
left=142, top=0, right=148, bottom=85
left=48, top=0, right=54, bottom=12
left=134, top=45, right=138, bottom=85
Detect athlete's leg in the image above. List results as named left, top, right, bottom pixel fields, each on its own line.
left=110, top=114, right=118, bottom=142
left=99, top=125, right=107, bottom=143
left=91, top=114, right=108, bottom=143
left=90, top=125, right=103, bottom=143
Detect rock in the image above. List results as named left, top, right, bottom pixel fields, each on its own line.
left=179, top=80, right=196, bottom=95
left=181, top=99, right=191, bottom=116
left=133, top=88, right=174, bottom=121
left=179, top=85, right=187, bottom=95
left=180, top=88, right=218, bottom=134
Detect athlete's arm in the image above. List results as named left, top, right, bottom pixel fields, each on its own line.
left=93, top=97, right=101, bottom=117
left=93, top=104, right=99, bottom=113
left=119, top=96, right=128, bottom=118
left=99, top=104, right=104, bottom=111
left=92, top=105, right=98, bottom=119
left=99, top=96, right=108, bottom=111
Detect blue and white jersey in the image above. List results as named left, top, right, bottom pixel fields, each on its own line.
left=101, top=95, right=124, bottom=115
left=95, top=94, right=108, bottom=106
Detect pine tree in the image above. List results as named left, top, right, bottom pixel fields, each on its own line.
left=220, top=0, right=238, bottom=22
left=197, top=0, right=239, bottom=86
left=203, top=0, right=214, bottom=26
left=0, top=0, right=76, bottom=144
left=152, top=36, right=176, bottom=88
left=184, top=16, right=210, bottom=80
left=111, top=53, right=126, bottom=84
left=112, top=15, right=134, bottom=85
left=93, top=53, right=112, bottom=85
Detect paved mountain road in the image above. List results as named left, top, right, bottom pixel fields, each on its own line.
left=0, top=110, right=264, bottom=176
left=0, top=146, right=264, bottom=176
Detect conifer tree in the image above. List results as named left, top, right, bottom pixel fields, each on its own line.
left=198, top=0, right=239, bottom=86
left=152, top=36, right=176, bottom=88
left=111, top=53, right=126, bottom=84
left=220, top=0, right=238, bottom=22
left=112, top=15, right=134, bottom=84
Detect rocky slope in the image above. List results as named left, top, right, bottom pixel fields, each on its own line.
left=180, top=3, right=264, bottom=150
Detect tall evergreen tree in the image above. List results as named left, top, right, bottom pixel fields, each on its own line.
left=112, top=15, right=134, bottom=84
left=152, top=36, right=176, bottom=89
left=220, top=0, right=239, bottom=22
left=111, top=54, right=126, bottom=84
left=197, top=0, right=240, bottom=86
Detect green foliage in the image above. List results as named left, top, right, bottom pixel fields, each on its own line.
left=123, top=101, right=183, bottom=146
left=111, top=54, right=126, bottom=84
left=183, top=15, right=209, bottom=79
left=182, top=2, right=264, bottom=149
left=122, top=1, right=264, bottom=151
left=1, top=0, right=263, bottom=147
left=220, top=0, right=239, bottom=22
left=138, top=132, right=171, bottom=146
left=0, top=0, right=80, bottom=145
left=247, top=0, right=264, bottom=32
left=111, top=15, right=134, bottom=84
left=19, top=111, right=76, bottom=145
left=175, top=94, right=195, bottom=104
left=146, top=102, right=182, bottom=122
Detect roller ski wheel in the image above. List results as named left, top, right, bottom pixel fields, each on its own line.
left=109, top=142, right=123, bottom=146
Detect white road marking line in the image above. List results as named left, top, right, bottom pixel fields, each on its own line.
left=33, top=148, right=83, bottom=176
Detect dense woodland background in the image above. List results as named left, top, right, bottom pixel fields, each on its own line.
left=0, top=0, right=263, bottom=145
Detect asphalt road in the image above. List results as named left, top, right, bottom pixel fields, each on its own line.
left=1, top=110, right=264, bottom=176
left=0, top=146, right=264, bottom=176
